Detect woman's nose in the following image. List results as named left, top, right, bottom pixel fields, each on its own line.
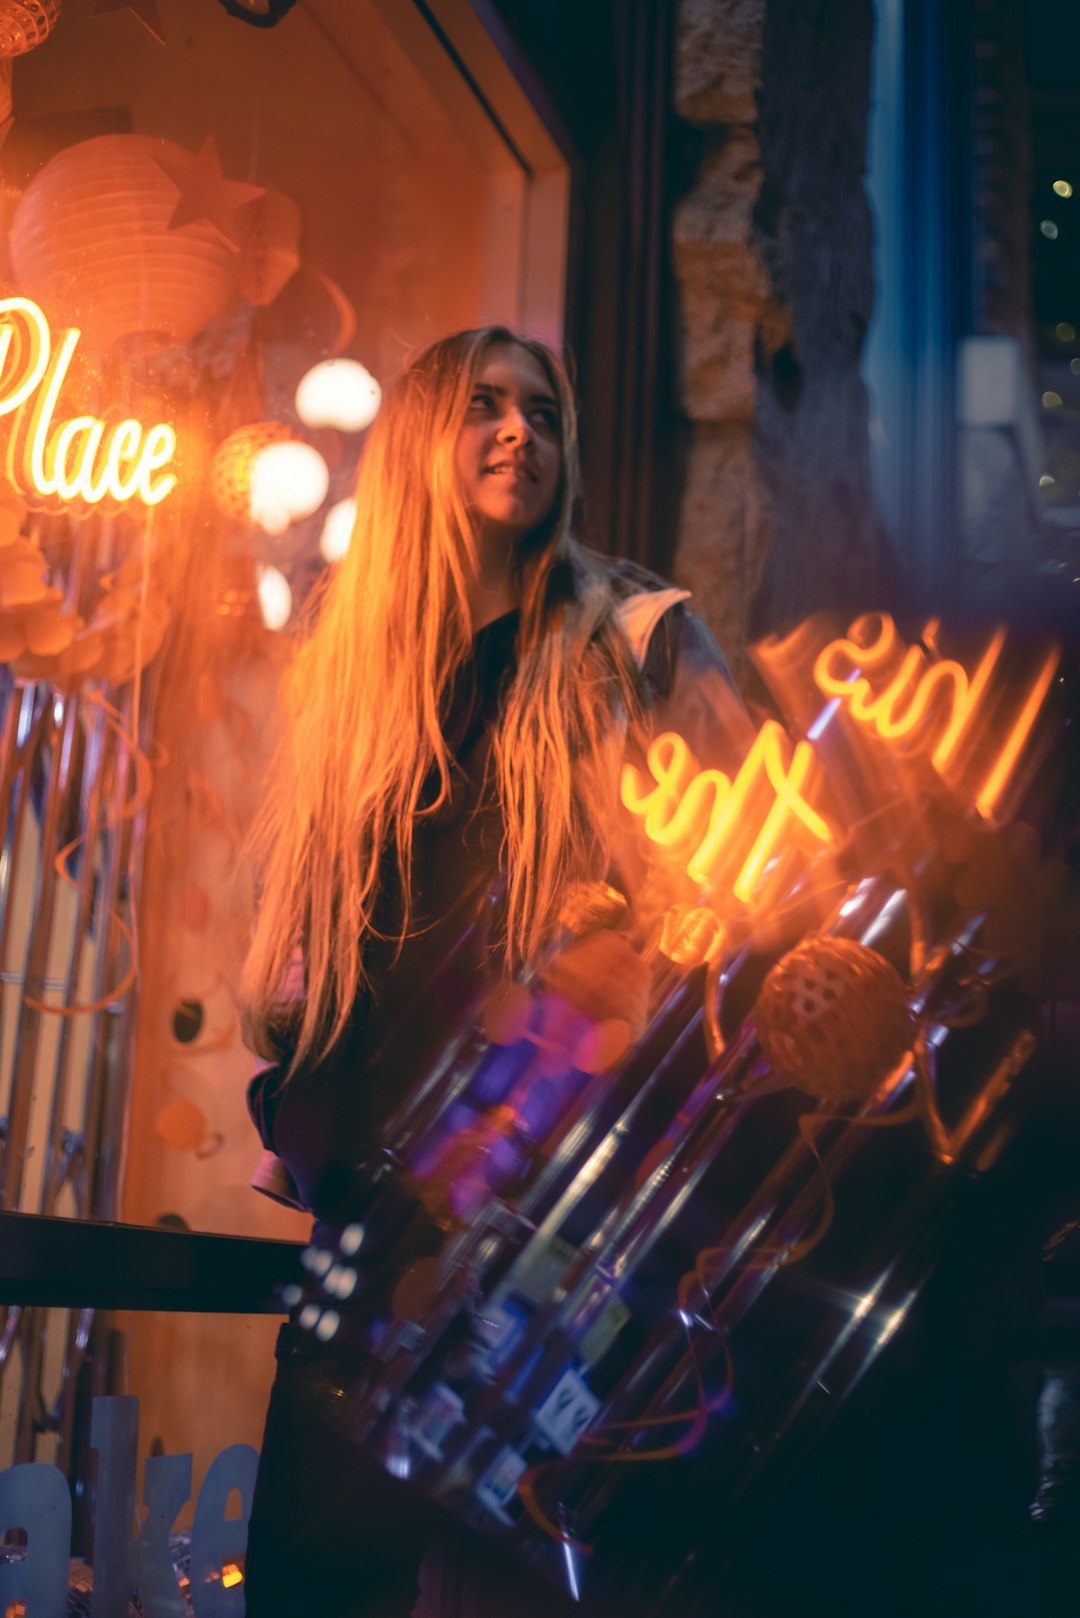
left=496, top=407, right=533, bottom=445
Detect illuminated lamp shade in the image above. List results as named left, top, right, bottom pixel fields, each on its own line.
left=295, top=358, right=381, bottom=432
left=210, top=421, right=299, bottom=523
left=0, top=0, right=60, bottom=57
left=256, top=564, right=292, bottom=631
left=235, top=186, right=301, bottom=307
left=319, top=496, right=355, bottom=564
left=755, top=936, right=914, bottom=1105
left=9, top=134, right=238, bottom=352
left=249, top=439, right=329, bottom=535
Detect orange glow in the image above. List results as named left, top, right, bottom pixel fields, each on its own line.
left=621, top=722, right=833, bottom=906
left=222, top=1564, right=243, bottom=1588
left=974, top=648, right=1059, bottom=818
left=813, top=614, right=1059, bottom=818
left=0, top=296, right=177, bottom=507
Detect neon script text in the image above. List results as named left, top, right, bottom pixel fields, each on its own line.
left=0, top=297, right=177, bottom=508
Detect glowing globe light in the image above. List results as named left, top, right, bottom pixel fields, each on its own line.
left=1053, top=180, right=1073, bottom=198
left=319, top=496, right=356, bottom=564
left=295, top=358, right=382, bottom=432
left=249, top=440, right=329, bottom=535
left=256, top=564, right=292, bottom=631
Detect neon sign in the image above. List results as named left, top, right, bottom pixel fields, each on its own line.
left=622, top=721, right=833, bottom=904
left=623, top=615, right=1058, bottom=912
left=0, top=297, right=178, bottom=508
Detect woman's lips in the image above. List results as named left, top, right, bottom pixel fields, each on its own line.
left=484, top=463, right=535, bottom=482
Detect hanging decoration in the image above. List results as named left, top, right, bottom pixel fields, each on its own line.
left=10, top=135, right=238, bottom=352
left=215, top=0, right=298, bottom=26
left=90, top=0, right=164, bottom=45
left=234, top=186, right=301, bottom=307
left=156, top=135, right=266, bottom=254
left=754, top=936, right=914, bottom=1104
left=210, top=420, right=299, bottom=523
left=0, top=0, right=60, bottom=58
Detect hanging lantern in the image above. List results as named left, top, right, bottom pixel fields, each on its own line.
left=0, top=0, right=60, bottom=57
left=210, top=420, right=299, bottom=523
left=235, top=187, right=301, bottom=307
left=9, top=134, right=239, bottom=353
left=754, top=936, right=913, bottom=1105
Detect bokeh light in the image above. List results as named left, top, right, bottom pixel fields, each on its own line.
left=1040, top=220, right=1060, bottom=239
left=295, top=358, right=382, bottom=432
left=249, top=441, right=329, bottom=535
left=256, top=564, right=293, bottom=631
left=319, top=497, right=356, bottom=564
left=1053, top=179, right=1073, bottom=198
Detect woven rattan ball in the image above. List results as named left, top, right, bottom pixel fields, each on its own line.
left=210, top=421, right=298, bottom=523
left=755, top=936, right=913, bottom=1104
left=0, top=0, right=60, bottom=57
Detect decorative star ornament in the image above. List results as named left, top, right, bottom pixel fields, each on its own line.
left=156, top=137, right=267, bottom=253
left=91, top=0, right=167, bottom=45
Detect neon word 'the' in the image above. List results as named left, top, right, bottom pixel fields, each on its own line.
left=0, top=297, right=177, bottom=508
left=621, top=721, right=834, bottom=906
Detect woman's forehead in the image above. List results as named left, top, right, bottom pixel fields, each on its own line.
left=474, top=342, right=555, bottom=398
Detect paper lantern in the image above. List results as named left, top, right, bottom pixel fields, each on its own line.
left=9, top=134, right=238, bottom=352
left=210, top=420, right=298, bottom=522
left=235, top=186, right=301, bottom=307
left=755, top=936, right=913, bottom=1105
left=0, top=0, right=60, bottom=57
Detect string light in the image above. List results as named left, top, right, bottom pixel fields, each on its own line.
left=256, top=564, right=292, bottom=632
left=1043, top=391, right=1063, bottom=409
left=1040, top=220, right=1060, bottom=239
left=1053, top=180, right=1073, bottom=198
left=1056, top=322, right=1076, bottom=343
left=249, top=440, right=329, bottom=534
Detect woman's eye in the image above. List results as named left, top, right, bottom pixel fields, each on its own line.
left=531, top=409, right=559, bottom=430
left=470, top=391, right=494, bottom=410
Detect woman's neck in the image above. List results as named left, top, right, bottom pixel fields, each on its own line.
left=468, top=534, right=519, bottom=631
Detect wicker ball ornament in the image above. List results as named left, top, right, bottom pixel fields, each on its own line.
left=210, top=421, right=299, bottom=523
left=0, top=0, right=60, bottom=57
left=755, top=936, right=914, bottom=1104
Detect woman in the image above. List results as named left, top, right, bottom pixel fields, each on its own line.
left=241, top=327, right=748, bottom=1616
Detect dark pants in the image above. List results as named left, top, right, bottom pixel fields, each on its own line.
left=244, top=1324, right=439, bottom=1618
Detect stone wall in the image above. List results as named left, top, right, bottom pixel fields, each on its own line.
left=670, top=0, right=881, bottom=678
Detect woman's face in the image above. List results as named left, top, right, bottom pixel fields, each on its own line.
left=454, top=342, right=562, bottom=554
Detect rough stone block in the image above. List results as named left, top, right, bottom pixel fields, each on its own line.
left=673, top=426, right=770, bottom=675
left=676, top=0, right=765, bottom=128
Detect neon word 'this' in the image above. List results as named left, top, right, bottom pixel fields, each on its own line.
left=621, top=721, right=833, bottom=905
left=0, top=297, right=177, bottom=508
left=813, top=614, right=1060, bottom=819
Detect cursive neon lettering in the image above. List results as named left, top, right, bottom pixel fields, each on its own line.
left=0, top=297, right=178, bottom=509
left=621, top=722, right=833, bottom=907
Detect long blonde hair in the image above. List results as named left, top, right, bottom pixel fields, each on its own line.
left=243, top=327, right=641, bottom=1072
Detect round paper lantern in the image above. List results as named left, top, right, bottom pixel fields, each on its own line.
left=755, top=936, right=913, bottom=1105
left=0, top=0, right=60, bottom=57
left=210, top=420, right=298, bottom=522
left=9, top=134, right=238, bottom=352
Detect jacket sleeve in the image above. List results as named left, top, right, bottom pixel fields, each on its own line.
left=640, top=600, right=756, bottom=772
left=245, top=947, right=307, bottom=1210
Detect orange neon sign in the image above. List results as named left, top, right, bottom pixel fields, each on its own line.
left=813, top=614, right=1060, bottom=818
left=621, top=721, right=833, bottom=906
left=0, top=297, right=177, bottom=508
left=624, top=616, right=1058, bottom=909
